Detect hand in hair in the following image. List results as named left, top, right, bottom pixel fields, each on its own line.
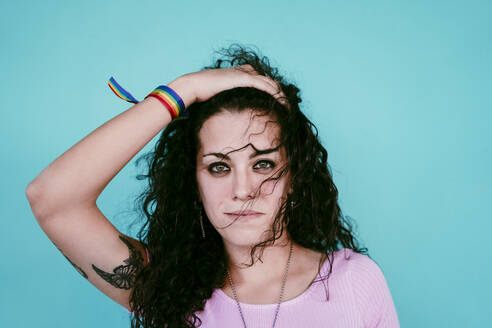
left=169, top=64, right=287, bottom=108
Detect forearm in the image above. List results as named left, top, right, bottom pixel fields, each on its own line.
left=26, top=77, right=193, bottom=219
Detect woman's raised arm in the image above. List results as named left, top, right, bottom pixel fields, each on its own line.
left=26, top=65, right=282, bottom=216
left=25, top=65, right=283, bottom=311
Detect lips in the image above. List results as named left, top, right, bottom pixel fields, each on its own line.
left=225, top=210, right=264, bottom=216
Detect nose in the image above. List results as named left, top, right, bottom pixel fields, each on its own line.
left=231, top=169, right=256, bottom=201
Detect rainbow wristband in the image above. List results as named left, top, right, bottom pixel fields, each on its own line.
left=107, top=77, right=188, bottom=120
left=145, top=86, right=187, bottom=119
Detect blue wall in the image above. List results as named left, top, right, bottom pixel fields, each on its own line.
left=1, top=0, right=490, bottom=326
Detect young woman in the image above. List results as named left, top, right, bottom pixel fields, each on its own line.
left=26, top=44, right=400, bottom=328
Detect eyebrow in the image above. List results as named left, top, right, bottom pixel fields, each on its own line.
left=203, top=147, right=280, bottom=161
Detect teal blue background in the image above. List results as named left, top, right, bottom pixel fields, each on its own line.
left=1, top=0, right=490, bottom=327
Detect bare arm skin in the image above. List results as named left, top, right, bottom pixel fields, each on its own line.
left=25, top=66, right=284, bottom=311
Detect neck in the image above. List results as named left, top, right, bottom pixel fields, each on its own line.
left=223, top=235, right=294, bottom=286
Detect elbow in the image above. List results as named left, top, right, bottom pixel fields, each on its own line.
left=25, top=182, right=50, bottom=221
left=26, top=182, right=41, bottom=206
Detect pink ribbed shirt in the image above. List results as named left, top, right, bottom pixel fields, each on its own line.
left=195, top=248, right=400, bottom=327
left=128, top=248, right=400, bottom=327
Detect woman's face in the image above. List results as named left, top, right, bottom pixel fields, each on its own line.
left=196, top=109, right=291, bottom=247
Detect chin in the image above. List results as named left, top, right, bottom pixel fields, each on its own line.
left=223, top=229, right=272, bottom=248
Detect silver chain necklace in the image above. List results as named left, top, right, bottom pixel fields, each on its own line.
left=226, top=241, right=294, bottom=328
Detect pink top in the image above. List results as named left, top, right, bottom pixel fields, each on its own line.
left=196, top=248, right=399, bottom=327
left=131, top=248, right=400, bottom=327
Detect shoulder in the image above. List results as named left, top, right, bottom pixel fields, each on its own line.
left=321, top=248, right=377, bottom=277
left=338, top=248, right=385, bottom=280
left=331, top=248, right=400, bottom=327
left=324, top=248, right=387, bottom=282
left=330, top=248, right=391, bottom=300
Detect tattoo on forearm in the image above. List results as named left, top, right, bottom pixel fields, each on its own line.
left=91, top=235, right=144, bottom=290
left=53, top=243, right=88, bottom=279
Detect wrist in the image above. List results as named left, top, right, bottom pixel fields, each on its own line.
left=167, top=75, right=196, bottom=109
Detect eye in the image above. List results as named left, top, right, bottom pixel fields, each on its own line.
left=208, top=162, right=230, bottom=175
left=254, top=160, right=275, bottom=170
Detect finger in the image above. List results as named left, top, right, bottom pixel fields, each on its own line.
left=248, top=75, right=289, bottom=108
left=234, top=64, right=259, bottom=75
left=256, top=75, right=281, bottom=94
left=243, top=74, right=276, bottom=94
left=260, top=77, right=290, bottom=109
left=256, top=75, right=287, bottom=100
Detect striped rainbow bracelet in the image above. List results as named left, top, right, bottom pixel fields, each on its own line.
left=107, top=77, right=188, bottom=120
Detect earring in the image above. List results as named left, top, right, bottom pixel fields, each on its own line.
left=290, top=200, right=295, bottom=210
left=199, top=206, right=206, bottom=239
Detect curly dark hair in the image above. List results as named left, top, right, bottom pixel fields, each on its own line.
left=127, top=43, right=368, bottom=328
